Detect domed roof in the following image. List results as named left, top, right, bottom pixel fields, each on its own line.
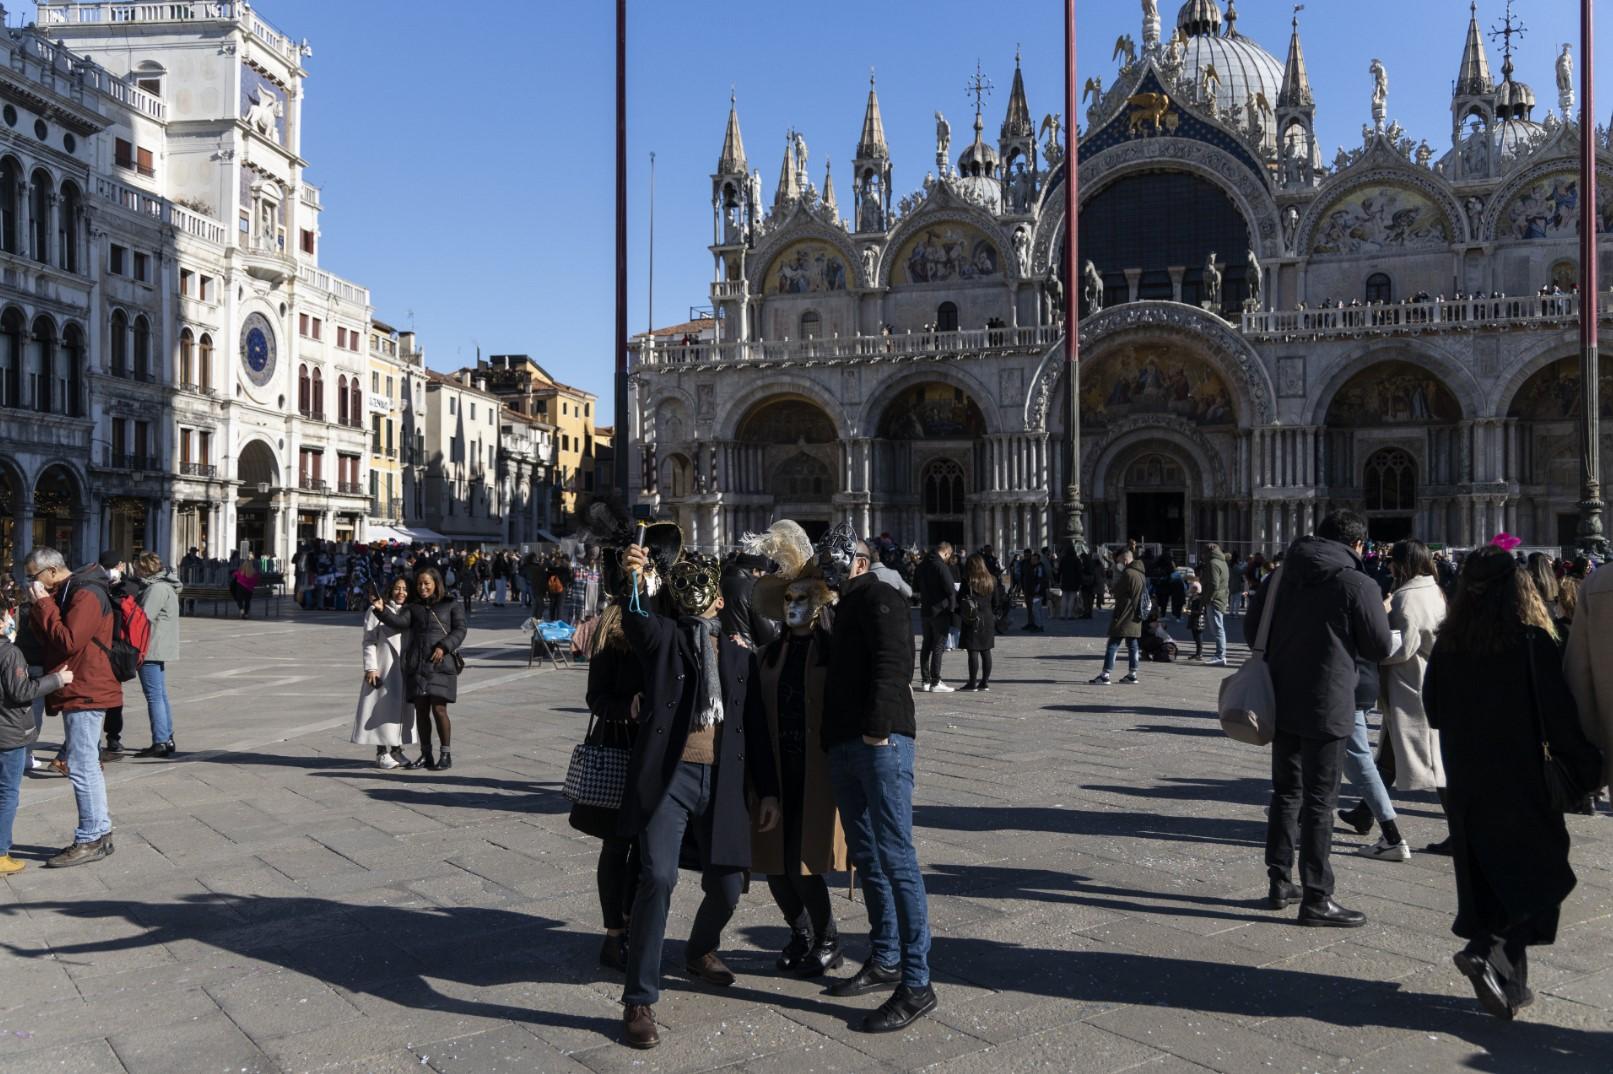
left=1174, top=1, right=1284, bottom=154
left=951, top=174, right=1003, bottom=215
left=1495, top=116, right=1547, bottom=161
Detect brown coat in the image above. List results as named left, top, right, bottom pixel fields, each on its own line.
left=751, top=631, right=848, bottom=876
left=1564, top=564, right=1613, bottom=791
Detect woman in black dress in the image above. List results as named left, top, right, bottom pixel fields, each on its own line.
left=371, top=567, right=466, bottom=771
left=1424, top=545, right=1600, bottom=1020
left=959, top=553, right=1004, bottom=691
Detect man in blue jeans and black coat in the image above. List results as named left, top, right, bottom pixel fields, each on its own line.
left=614, top=545, right=780, bottom=1051
left=816, top=523, right=937, bottom=1032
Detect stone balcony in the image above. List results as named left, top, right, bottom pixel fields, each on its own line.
left=636, top=323, right=1062, bottom=368
left=1240, top=292, right=1608, bottom=341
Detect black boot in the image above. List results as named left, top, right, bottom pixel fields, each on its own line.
left=1298, top=896, right=1367, bottom=928
left=1267, top=876, right=1301, bottom=910
left=776, top=928, right=812, bottom=973
left=405, top=749, right=434, bottom=771
left=600, top=931, right=627, bottom=971
left=796, top=933, right=844, bottom=978
left=1337, top=801, right=1373, bottom=836
left=435, top=749, right=452, bottom=771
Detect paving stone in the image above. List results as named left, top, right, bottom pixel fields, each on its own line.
left=106, top=1010, right=274, bottom=1074
left=0, top=1038, right=125, bottom=1074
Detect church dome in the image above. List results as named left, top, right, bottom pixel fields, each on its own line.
left=1174, top=1, right=1284, bottom=153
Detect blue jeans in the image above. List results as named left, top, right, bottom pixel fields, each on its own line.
left=829, top=735, right=931, bottom=989
left=1343, top=708, right=1396, bottom=824
left=63, top=710, right=112, bottom=844
left=0, top=745, right=25, bottom=855
left=138, top=662, right=173, bottom=745
left=1102, top=637, right=1139, bottom=676
left=1208, top=608, right=1227, bottom=662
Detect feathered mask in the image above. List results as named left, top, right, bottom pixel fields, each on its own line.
left=740, top=520, right=814, bottom=580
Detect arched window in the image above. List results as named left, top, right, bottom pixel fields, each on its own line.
left=936, top=301, right=959, bottom=332
left=1365, top=273, right=1392, bottom=304
left=1550, top=259, right=1579, bottom=292
left=350, top=379, right=362, bottom=427
left=1364, top=448, right=1416, bottom=511
left=922, top=458, right=966, bottom=515
left=58, top=181, right=80, bottom=273
left=660, top=454, right=691, bottom=499
left=198, top=334, right=213, bottom=392
left=336, top=374, right=349, bottom=425
left=0, top=158, right=18, bottom=254
left=109, top=309, right=127, bottom=376
left=28, top=168, right=49, bottom=263
left=179, top=328, right=194, bottom=388
left=297, top=363, right=310, bottom=414
left=29, top=316, right=54, bottom=413
left=0, top=308, right=21, bottom=408
left=311, top=367, right=324, bottom=418
left=132, top=315, right=151, bottom=379
left=774, top=453, right=833, bottom=499
left=799, top=310, right=821, bottom=339
left=62, top=323, right=83, bottom=417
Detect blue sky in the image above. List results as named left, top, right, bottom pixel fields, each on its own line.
left=33, top=1, right=1608, bottom=403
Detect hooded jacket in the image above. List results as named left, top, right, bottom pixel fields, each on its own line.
left=135, top=569, right=184, bottom=664
left=1246, top=536, right=1393, bottom=739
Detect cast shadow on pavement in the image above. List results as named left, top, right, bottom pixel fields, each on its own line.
left=920, top=863, right=1274, bottom=921
left=308, top=770, right=573, bottom=815
left=914, top=799, right=1267, bottom=848
left=1043, top=703, right=1219, bottom=720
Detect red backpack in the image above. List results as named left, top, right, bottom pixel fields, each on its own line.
left=98, top=591, right=153, bottom=682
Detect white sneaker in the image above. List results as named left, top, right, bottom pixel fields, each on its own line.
left=377, top=751, right=402, bottom=770
left=1359, top=837, right=1411, bottom=862
left=918, top=683, right=932, bottom=693
left=929, top=681, right=955, bottom=693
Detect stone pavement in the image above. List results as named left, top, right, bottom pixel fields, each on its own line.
left=1, top=601, right=1610, bottom=1074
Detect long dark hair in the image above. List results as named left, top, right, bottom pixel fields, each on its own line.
left=412, top=566, right=451, bottom=605
left=965, top=553, right=995, bottom=595
left=1525, top=552, right=1559, bottom=606
left=1435, top=545, right=1557, bottom=658
left=1389, top=539, right=1435, bottom=587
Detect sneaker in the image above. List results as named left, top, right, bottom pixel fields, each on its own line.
left=0, top=854, right=24, bottom=876
left=958, top=683, right=978, bottom=692
left=1358, top=837, right=1411, bottom=862
left=1204, top=658, right=1229, bottom=667
left=1089, top=673, right=1112, bottom=685
left=978, top=683, right=991, bottom=692
left=929, top=682, right=955, bottom=694
left=1118, top=673, right=1139, bottom=685
left=45, top=835, right=114, bottom=869
left=104, top=737, right=124, bottom=756
left=377, top=751, right=402, bottom=770
left=918, top=683, right=933, bottom=693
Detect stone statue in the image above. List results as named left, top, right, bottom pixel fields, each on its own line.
left=862, top=244, right=879, bottom=284
left=1142, top=0, right=1161, bottom=51
left=1200, top=63, right=1221, bottom=107
left=1164, top=26, right=1186, bottom=69
left=1012, top=226, right=1031, bottom=276
left=1202, top=252, right=1222, bottom=308
left=1370, top=58, right=1388, bottom=130
left=1083, top=76, right=1104, bottom=109
left=1558, top=44, right=1576, bottom=114
left=1465, top=196, right=1485, bottom=236
left=792, top=131, right=809, bottom=178
left=1113, top=34, right=1136, bottom=68
left=1283, top=205, right=1301, bottom=250
left=935, top=112, right=951, bottom=162
left=244, top=90, right=281, bottom=138
left=1415, top=139, right=1433, bottom=167
left=1246, top=247, right=1262, bottom=308
left=748, top=171, right=763, bottom=217
left=1142, top=0, right=1158, bottom=23
left=1083, top=260, right=1104, bottom=312
left=1040, top=112, right=1063, bottom=158
left=1043, top=267, right=1065, bottom=323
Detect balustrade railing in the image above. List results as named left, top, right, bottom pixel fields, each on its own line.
left=636, top=323, right=1061, bottom=367
left=296, top=263, right=371, bottom=307
left=1240, top=293, right=1612, bottom=339
left=38, top=3, right=300, bottom=64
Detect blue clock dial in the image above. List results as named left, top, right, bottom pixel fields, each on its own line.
left=239, top=313, right=277, bottom=388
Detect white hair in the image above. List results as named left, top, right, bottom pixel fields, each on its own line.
left=23, top=546, right=65, bottom=573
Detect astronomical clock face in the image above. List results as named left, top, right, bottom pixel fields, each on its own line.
left=240, top=312, right=276, bottom=387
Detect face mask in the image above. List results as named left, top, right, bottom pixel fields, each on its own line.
left=0, top=615, right=14, bottom=642
left=784, top=600, right=814, bottom=628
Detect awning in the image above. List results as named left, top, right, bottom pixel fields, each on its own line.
left=365, top=524, right=414, bottom=544
left=404, top=527, right=449, bottom=543
left=534, top=530, right=563, bottom=544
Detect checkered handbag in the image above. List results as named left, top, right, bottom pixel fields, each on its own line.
left=562, top=714, right=630, bottom=809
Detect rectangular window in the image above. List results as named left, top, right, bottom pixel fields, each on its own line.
left=134, top=420, right=151, bottom=462
left=300, top=228, right=315, bottom=255
left=562, top=401, right=568, bottom=417
left=111, top=418, right=127, bottom=461
left=180, top=269, right=193, bottom=296
left=136, top=146, right=154, bottom=178
left=371, top=371, right=379, bottom=393
left=470, top=402, right=476, bottom=421
left=386, top=419, right=394, bottom=455
left=199, top=276, right=212, bottom=302
left=449, top=396, right=456, bottom=415
left=336, top=327, right=347, bottom=349
left=109, top=244, right=126, bottom=275
left=385, top=376, right=393, bottom=398
left=180, top=428, right=193, bottom=465
left=133, top=252, right=149, bottom=282
left=114, top=138, right=134, bottom=169
left=299, top=313, right=309, bottom=337
left=586, top=402, right=591, bottom=417
left=311, top=318, right=322, bottom=341
left=199, top=431, right=211, bottom=466
left=371, top=413, right=382, bottom=453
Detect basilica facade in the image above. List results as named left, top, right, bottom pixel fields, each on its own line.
left=629, top=0, right=1611, bottom=559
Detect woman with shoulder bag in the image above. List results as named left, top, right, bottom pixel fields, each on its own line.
left=371, top=567, right=466, bottom=771
left=577, top=602, right=644, bottom=971
left=1424, top=544, right=1602, bottom=1021
left=353, top=575, right=416, bottom=769
left=958, top=554, right=1001, bottom=692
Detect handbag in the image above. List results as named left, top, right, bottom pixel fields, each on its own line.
left=1523, top=632, right=1605, bottom=813
left=563, top=712, right=631, bottom=809
left=429, top=608, right=466, bottom=674
left=1217, top=565, right=1284, bottom=746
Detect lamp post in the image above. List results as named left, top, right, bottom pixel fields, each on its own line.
left=1579, top=0, right=1607, bottom=557
left=1061, top=0, right=1087, bottom=555
left=613, top=0, right=630, bottom=504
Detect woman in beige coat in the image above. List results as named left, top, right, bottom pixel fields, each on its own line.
left=752, top=576, right=848, bottom=979
left=1379, top=539, right=1448, bottom=847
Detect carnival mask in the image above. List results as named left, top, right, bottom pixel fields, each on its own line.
left=814, top=522, right=860, bottom=590
left=783, top=579, right=832, bottom=628
left=667, top=554, right=721, bottom=617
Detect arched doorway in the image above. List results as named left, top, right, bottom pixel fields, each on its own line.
left=1113, top=450, right=1191, bottom=550
left=1362, top=448, right=1417, bottom=542
left=1507, top=354, right=1613, bottom=545
left=735, top=395, right=839, bottom=538
left=875, top=380, right=986, bottom=548
left=0, top=462, right=21, bottom=577
left=236, top=440, right=279, bottom=557
left=32, top=464, right=82, bottom=566
left=921, top=458, right=966, bottom=546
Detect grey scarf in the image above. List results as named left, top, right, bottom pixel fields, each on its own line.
left=688, top=616, right=725, bottom=729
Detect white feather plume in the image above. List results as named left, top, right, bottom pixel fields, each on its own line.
left=740, top=520, right=815, bottom=581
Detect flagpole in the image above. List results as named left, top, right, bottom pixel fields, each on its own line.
left=1580, top=0, right=1606, bottom=556
left=1062, top=0, right=1086, bottom=554
left=613, top=0, right=630, bottom=502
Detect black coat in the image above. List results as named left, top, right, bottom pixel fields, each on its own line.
left=822, top=573, right=916, bottom=746
left=915, top=553, right=957, bottom=622
left=376, top=597, right=468, bottom=703
left=1425, top=627, right=1577, bottom=944
left=718, top=565, right=779, bottom=651
left=571, top=640, right=645, bottom=841
left=617, top=607, right=779, bottom=868
left=1245, top=537, right=1393, bottom=739
left=958, top=582, right=1006, bottom=652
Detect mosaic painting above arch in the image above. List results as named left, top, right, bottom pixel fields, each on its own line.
left=763, top=240, right=849, bottom=295
left=1311, top=185, right=1451, bottom=256
left=891, top=222, right=1000, bottom=285
left=1325, top=361, right=1461, bottom=426
left=1079, top=346, right=1236, bottom=430
left=878, top=382, right=986, bottom=439
left=737, top=397, right=838, bottom=444
left=1497, top=172, right=1613, bottom=241
left=1508, top=356, right=1613, bottom=420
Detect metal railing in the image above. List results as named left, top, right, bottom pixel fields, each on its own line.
left=180, top=462, right=217, bottom=478
left=298, top=477, right=329, bottom=493
left=337, top=481, right=363, bottom=495
left=178, top=380, right=217, bottom=396
left=108, top=451, right=159, bottom=471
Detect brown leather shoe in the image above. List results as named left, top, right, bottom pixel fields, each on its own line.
left=622, top=1003, right=659, bottom=1049
left=684, top=951, right=737, bottom=987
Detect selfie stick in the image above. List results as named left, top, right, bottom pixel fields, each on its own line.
left=629, top=522, right=649, bottom=616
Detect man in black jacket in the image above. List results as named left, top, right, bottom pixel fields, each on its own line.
left=818, top=527, right=937, bottom=1033
left=1246, top=510, right=1393, bottom=927
left=717, top=553, right=778, bottom=651
left=615, top=546, right=781, bottom=1050
left=914, top=542, right=957, bottom=692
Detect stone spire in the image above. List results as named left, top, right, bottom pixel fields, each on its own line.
left=1456, top=2, right=1495, bottom=96
left=773, top=131, right=800, bottom=209
left=1001, top=47, right=1034, bottom=140
left=822, top=158, right=837, bottom=216
left=857, top=74, right=890, bottom=160
left=716, top=90, right=747, bottom=175
left=1278, top=9, right=1313, bottom=109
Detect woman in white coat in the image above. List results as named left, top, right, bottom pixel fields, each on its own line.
left=353, top=575, right=416, bottom=768
left=1379, top=539, right=1449, bottom=850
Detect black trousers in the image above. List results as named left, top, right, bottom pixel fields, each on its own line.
left=920, top=616, right=950, bottom=686
left=967, top=650, right=992, bottom=685
left=624, top=761, right=744, bottom=1006
left=1465, top=928, right=1532, bottom=1004
left=765, top=748, right=837, bottom=941
left=597, top=837, right=639, bottom=932
left=1265, top=730, right=1347, bottom=898
left=104, top=707, right=123, bottom=742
